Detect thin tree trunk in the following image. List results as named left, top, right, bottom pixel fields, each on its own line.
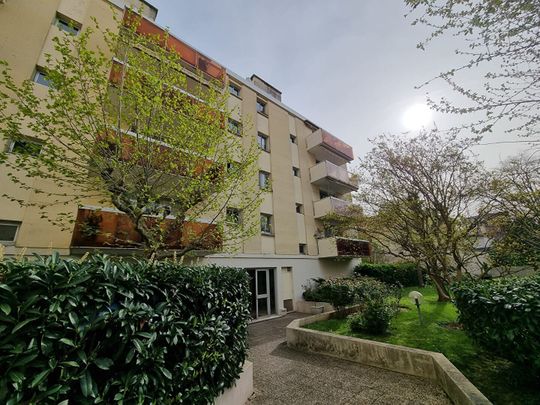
left=429, top=273, right=451, bottom=302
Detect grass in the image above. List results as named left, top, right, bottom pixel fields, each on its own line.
left=305, top=286, right=539, bottom=405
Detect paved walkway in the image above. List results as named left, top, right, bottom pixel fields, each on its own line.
left=248, top=313, right=451, bottom=405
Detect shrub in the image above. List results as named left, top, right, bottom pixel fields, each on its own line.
left=0, top=254, right=251, bottom=404
left=349, top=300, right=398, bottom=335
left=452, top=274, right=540, bottom=373
left=302, top=277, right=399, bottom=315
left=354, top=262, right=421, bottom=287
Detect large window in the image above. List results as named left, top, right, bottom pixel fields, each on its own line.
left=257, top=132, right=269, bottom=152
left=259, top=171, right=271, bottom=190
left=0, top=221, right=21, bottom=243
left=260, top=214, right=273, bottom=234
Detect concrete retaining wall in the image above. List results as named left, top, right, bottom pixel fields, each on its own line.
left=286, top=312, right=491, bottom=405
left=214, top=361, right=253, bottom=405
left=295, top=300, right=335, bottom=314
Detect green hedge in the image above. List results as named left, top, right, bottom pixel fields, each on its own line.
left=354, top=262, right=421, bottom=286
left=0, top=254, right=251, bottom=404
left=452, top=275, right=540, bottom=373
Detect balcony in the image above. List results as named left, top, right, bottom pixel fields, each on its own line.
left=318, top=237, right=371, bottom=259
left=310, top=161, right=358, bottom=195
left=313, top=197, right=352, bottom=219
left=70, top=208, right=221, bottom=251
left=307, top=129, right=354, bottom=166
left=123, top=10, right=225, bottom=83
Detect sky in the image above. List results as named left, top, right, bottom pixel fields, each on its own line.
left=147, top=0, right=531, bottom=168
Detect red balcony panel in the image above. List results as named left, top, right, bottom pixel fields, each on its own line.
left=321, top=130, right=354, bottom=162
left=71, top=208, right=221, bottom=250
left=123, top=10, right=225, bottom=83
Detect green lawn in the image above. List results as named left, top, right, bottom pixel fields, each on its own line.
left=305, top=286, right=539, bottom=405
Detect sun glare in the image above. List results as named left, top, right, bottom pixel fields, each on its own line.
left=402, top=103, right=433, bottom=131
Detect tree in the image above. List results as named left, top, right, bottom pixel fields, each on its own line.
left=487, top=153, right=540, bottom=270
left=406, top=0, right=540, bottom=139
left=0, top=10, right=261, bottom=256
left=354, top=130, right=490, bottom=301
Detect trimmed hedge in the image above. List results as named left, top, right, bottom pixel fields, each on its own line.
left=452, top=274, right=540, bottom=373
left=354, top=262, right=421, bottom=286
left=0, top=254, right=251, bottom=404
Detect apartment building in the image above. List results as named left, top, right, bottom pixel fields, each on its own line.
left=0, top=0, right=369, bottom=320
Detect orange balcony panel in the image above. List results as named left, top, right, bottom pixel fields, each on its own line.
left=71, top=208, right=221, bottom=251
left=123, top=10, right=225, bottom=83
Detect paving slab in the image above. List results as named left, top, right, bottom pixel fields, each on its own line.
left=248, top=313, right=451, bottom=405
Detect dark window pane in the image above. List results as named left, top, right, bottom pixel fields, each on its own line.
left=0, top=223, right=19, bottom=242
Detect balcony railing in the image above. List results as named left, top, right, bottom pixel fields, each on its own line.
left=310, top=161, right=358, bottom=195
left=123, top=10, right=225, bottom=83
left=313, top=197, right=352, bottom=219
left=307, top=129, right=354, bottom=166
left=317, top=237, right=371, bottom=259
left=71, top=207, right=221, bottom=251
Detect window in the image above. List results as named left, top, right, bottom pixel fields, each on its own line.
left=290, top=134, right=297, bottom=144
left=0, top=221, right=20, bottom=243
left=257, top=132, right=269, bottom=152
left=295, top=203, right=304, bottom=214
left=292, top=167, right=300, bottom=177
left=226, top=208, right=241, bottom=224
left=55, top=16, right=80, bottom=35
left=259, top=171, right=271, bottom=190
left=33, top=69, right=51, bottom=87
left=9, top=138, right=43, bottom=156
left=228, top=82, right=241, bottom=98
left=260, top=214, right=273, bottom=234
left=256, top=99, right=267, bottom=114
left=228, top=118, right=241, bottom=136
left=299, top=244, right=307, bottom=255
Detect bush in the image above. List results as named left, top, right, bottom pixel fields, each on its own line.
left=302, top=277, right=400, bottom=314
left=0, top=254, right=251, bottom=404
left=354, top=262, right=421, bottom=287
left=349, top=300, right=398, bottom=335
left=452, top=274, right=540, bottom=373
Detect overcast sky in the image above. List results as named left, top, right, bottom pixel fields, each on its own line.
left=148, top=0, right=530, bottom=168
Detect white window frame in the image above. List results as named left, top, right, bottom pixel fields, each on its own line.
left=260, top=214, right=273, bottom=235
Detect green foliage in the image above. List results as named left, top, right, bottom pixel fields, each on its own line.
left=349, top=300, right=398, bottom=335
left=452, top=275, right=540, bottom=373
left=0, top=254, right=251, bottom=404
left=354, top=262, right=422, bottom=286
left=302, top=277, right=399, bottom=313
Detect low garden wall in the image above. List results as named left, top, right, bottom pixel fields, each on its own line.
left=295, top=300, right=334, bottom=314
left=286, top=311, right=491, bottom=405
left=215, top=361, right=253, bottom=405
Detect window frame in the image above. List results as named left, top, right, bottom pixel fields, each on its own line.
left=226, top=207, right=241, bottom=224
left=55, top=16, right=81, bottom=36
left=228, top=118, right=241, bottom=136
left=228, top=82, right=241, bottom=98
left=256, top=99, right=267, bottom=115
left=258, top=170, right=271, bottom=191
left=257, top=132, right=270, bottom=152
left=8, top=138, right=44, bottom=157
left=0, top=220, right=21, bottom=244
left=260, top=213, right=273, bottom=235
left=33, top=69, right=52, bottom=87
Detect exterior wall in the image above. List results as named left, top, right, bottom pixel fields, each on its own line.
left=199, top=254, right=359, bottom=313
left=0, top=1, right=364, bottom=312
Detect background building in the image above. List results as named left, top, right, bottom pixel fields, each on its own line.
left=0, top=0, right=369, bottom=319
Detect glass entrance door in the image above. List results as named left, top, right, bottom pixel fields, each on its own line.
left=248, top=268, right=275, bottom=320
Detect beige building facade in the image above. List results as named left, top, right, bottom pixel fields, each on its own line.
left=0, top=0, right=369, bottom=319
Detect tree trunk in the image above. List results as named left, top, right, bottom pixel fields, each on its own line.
left=429, top=273, right=451, bottom=302
left=416, top=264, right=425, bottom=287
